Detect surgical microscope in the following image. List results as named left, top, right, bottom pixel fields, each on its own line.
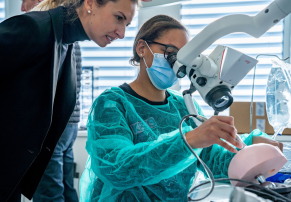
left=166, top=0, right=291, bottom=201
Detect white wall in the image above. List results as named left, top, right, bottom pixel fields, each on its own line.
left=141, top=0, right=188, bottom=8
left=5, top=0, right=23, bottom=19
left=73, top=131, right=88, bottom=181
left=138, top=4, right=181, bottom=29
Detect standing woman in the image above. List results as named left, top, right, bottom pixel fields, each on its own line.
left=0, top=0, right=140, bottom=201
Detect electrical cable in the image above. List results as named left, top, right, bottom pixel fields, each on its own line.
left=179, top=115, right=215, bottom=201
left=188, top=178, right=291, bottom=202
left=250, top=54, right=290, bottom=133
left=179, top=114, right=291, bottom=202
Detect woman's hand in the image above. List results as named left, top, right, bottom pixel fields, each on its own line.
left=185, top=116, right=243, bottom=153
left=252, top=136, right=283, bottom=152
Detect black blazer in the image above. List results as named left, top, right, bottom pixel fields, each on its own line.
left=0, top=7, right=76, bottom=201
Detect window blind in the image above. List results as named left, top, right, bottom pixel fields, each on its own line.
left=0, top=0, right=4, bottom=22
left=180, top=0, right=283, bottom=117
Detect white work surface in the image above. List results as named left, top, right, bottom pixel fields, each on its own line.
left=189, top=182, right=233, bottom=201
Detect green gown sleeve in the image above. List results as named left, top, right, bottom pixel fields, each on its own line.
left=85, top=91, right=203, bottom=190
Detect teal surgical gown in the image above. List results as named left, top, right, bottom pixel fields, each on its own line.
left=79, top=87, right=268, bottom=202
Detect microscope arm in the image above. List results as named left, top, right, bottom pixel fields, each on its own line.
left=177, top=0, right=291, bottom=68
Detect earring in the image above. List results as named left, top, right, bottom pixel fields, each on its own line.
left=140, top=54, right=143, bottom=57
left=88, top=10, right=91, bottom=14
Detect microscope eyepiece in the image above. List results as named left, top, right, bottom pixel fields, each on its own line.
left=166, top=52, right=177, bottom=69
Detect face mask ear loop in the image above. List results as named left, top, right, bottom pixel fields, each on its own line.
left=145, top=41, right=154, bottom=56
left=143, top=57, right=149, bottom=69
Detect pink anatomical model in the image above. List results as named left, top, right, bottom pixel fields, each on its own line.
left=228, top=143, right=287, bottom=187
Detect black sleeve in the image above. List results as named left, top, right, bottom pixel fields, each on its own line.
left=0, top=15, right=41, bottom=80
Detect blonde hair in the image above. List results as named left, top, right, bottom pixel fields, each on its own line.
left=31, top=0, right=65, bottom=11
left=32, top=0, right=142, bottom=12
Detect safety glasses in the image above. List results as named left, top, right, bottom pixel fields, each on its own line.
left=146, top=41, right=179, bottom=59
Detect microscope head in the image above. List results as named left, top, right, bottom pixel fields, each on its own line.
left=168, top=45, right=258, bottom=112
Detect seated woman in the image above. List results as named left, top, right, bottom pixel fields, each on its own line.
left=80, top=15, right=283, bottom=202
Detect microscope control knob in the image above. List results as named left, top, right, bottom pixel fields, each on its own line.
left=196, top=77, right=207, bottom=87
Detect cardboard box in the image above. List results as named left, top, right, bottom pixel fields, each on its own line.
left=229, top=102, right=291, bottom=135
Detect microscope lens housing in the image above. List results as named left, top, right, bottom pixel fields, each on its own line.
left=205, top=85, right=233, bottom=112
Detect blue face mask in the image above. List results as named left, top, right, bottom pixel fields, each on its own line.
left=143, top=41, right=178, bottom=90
